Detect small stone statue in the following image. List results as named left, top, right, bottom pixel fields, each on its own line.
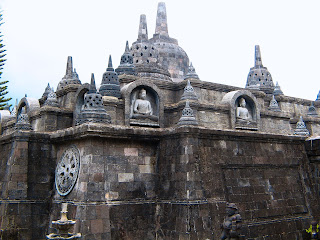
left=132, top=89, right=158, bottom=121
left=236, top=98, right=250, bottom=121
left=221, top=203, right=242, bottom=240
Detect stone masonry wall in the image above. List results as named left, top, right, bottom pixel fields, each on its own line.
left=0, top=132, right=53, bottom=240
left=51, top=135, right=159, bottom=240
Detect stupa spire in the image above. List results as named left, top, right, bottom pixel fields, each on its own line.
left=255, top=45, right=263, bottom=68
left=125, top=40, right=130, bottom=52
left=88, top=73, right=97, bottom=94
left=66, top=56, right=73, bottom=77
left=155, top=2, right=169, bottom=37
left=138, top=14, right=148, bottom=41
left=107, top=55, right=114, bottom=71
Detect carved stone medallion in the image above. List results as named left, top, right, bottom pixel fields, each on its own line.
left=55, top=145, right=80, bottom=196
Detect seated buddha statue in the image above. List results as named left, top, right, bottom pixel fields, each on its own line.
left=236, top=98, right=250, bottom=121
left=132, top=89, right=158, bottom=121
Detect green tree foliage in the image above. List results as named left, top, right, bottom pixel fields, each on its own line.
left=0, top=11, right=11, bottom=110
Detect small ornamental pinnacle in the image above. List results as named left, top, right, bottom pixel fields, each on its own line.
left=273, top=82, right=284, bottom=96
left=115, top=41, right=135, bottom=75
left=181, top=80, right=198, bottom=101
left=294, top=116, right=310, bottom=136
left=76, top=73, right=111, bottom=125
left=44, top=88, right=59, bottom=107
left=268, top=95, right=281, bottom=111
left=57, top=56, right=81, bottom=90
left=308, top=103, right=318, bottom=117
left=15, top=108, right=33, bottom=130
left=99, top=55, right=121, bottom=98
left=42, top=83, right=52, bottom=98
left=178, top=100, right=198, bottom=126
left=184, top=62, right=199, bottom=80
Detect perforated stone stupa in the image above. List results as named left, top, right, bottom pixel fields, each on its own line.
left=1, top=2, right=320, bottom=240
left=246, top=45, right=275, bottom=94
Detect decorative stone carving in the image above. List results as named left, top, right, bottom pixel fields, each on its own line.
left=246, top=45, right=275, bottom=94
left=44, top=87, right=59, bottom=107
left=55, top=145, right=80, bottom=196
left=184, top=62, right=199, bottom=80
left=131, top=88, right=159, bottom=126
left=294, top=116, right=310, bottom=136
left=180, top=80, right=198, bottom=101
left=308, top=103, right=318, bottom=116
left=222, top=90, right=260, bottom=131
left=99, top=55, right=121, bottom=98
left=115, top=41, right=136, bottom=76
left=76, top=73, right=111, bottom=125
left=273, top=82, right=283, bottom=96
left=220, top=203, right=242, bottom=240
left=15, top=108, right=32, bottom=130
left=177, top=100, right=198, bottom=126
left=57, top=56, right=81, bottom=90
left=268, top=95, right=281, bottom=111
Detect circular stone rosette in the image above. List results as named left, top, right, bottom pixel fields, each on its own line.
left=55, top=145, right=80, bottom=196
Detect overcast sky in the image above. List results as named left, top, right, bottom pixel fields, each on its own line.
left=1, top=0, right=320, bottom=107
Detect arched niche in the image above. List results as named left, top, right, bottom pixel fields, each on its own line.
left=17, top=97, right=40, bottom=119
left=121, top=80, right=163, bottom=127
left=73, top=84, right=90, bottom=126
left=222, top=90, right=260, bottom=131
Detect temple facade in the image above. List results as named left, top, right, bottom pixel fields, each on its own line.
left=1, top=2, right=320, bottom=240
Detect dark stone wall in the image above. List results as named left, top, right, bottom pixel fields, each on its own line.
left=1, top=127, right=320, bottom=239
left=51, top=137, right=159, bottom=240
left=0, top=133, right=53, bottom=240
left=156, top=128, right=318, bottom=239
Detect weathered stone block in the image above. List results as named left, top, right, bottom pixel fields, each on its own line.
left=118, top=173, right=134, bottom=182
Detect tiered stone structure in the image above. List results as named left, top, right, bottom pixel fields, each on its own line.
left=1, top=2, right=320, bottom=240
left=246, top=45, right=275, bottom=94
left=115, top=41, right=135, bottom=76
left=99, top=56, right=121, bottom=98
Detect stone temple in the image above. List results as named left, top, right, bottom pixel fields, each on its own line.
left=1, top=2, right=320, bottom=240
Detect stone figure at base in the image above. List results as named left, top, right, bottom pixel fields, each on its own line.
left=221, top=203, right=242, bottom=240
left=132, top=89, right=158, bottom=121
left=236, top=98, right=250, bottom=121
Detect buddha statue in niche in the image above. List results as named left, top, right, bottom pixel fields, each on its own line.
left=236, top=98, right=251, bottom=121
left=132, top=88, right=158, bottom=121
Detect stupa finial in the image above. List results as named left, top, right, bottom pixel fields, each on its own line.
left=155, top=2, right=169, bottom=37
left=66, top=56, right=73, bottom=76
left=125, top=40, right=130, bottom=52
left=138, top=14, right=148, bottom=41
left=107, top=55, right=114, bottom=71
left=255, top=45, right=263, bottom=68
left=88, top=73, right=97, bottom=94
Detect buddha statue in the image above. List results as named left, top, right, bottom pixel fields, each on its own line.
left=236, top=98, right=250, bottom=121
left=132, top=89, right=158, bottom=121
